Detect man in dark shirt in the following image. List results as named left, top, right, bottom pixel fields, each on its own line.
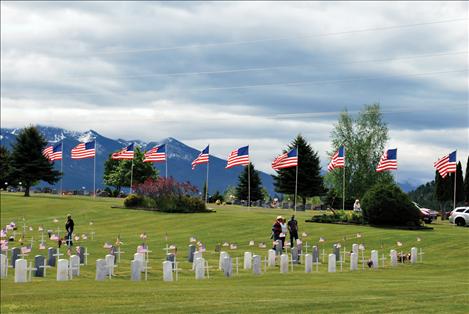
left=65, top=214, right=74, bottom=247
left=287, top=215, right=299, bottom=248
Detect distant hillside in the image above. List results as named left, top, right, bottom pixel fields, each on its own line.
left=0, top=126, right=275, bottom=195
left=407, top=180, right=439, bottom=210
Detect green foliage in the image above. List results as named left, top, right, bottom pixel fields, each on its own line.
left=362, top=183, right=420, bottom=226
left=0, top=146, right=16, bottom=189
left=465, top=155, right=469, bottom=202
left=273, top=134, right=324, bottom=207
left=435, top=163, right=465, bottom=211
left=10, top=126, right=61, bottom=196
left=408, top=180, right=439, bottom=210
left=123, top=194, right=144, bottom=207
left=309, top=210, right=364, bottom=224
left=235, top=162, right=263, bottom=204
left=223, top=185, right=236, bottom=203
left=325, top=104, right=394, bottom=201
left=103, top=146, right=158, bottom=193
left=209, top=190, right=224, bottom=203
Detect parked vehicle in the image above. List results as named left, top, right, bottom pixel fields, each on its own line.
left=449, top=207, right=469, bottom=226
left=412, top=202, right=438, bottom=224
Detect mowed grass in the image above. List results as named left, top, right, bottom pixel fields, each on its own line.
left=1, top=193, right=468, bottom=314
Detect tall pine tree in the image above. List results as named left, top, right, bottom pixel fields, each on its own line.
left=235, top=162, right=263, bottom=205
left=0, top=146, right=16, bottom=190
left=10, top=126, right=61, bottom=196
left=464, top=155, right=469, bottom=202
left=273, top=134, right=324, bottom=208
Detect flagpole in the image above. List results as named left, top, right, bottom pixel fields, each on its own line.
left=342, top=147, right=345, bottom=211
left=453, top=151, right=457, bottom=210
left=248, top=162, right=251, bottom=207
left=130, top=158, right=134, bottom=195
left=166, top=144, right=168, bottom=178
left=205, top=154, right=209, bottom=205
left=60, top=142, right=64, bottom=197
left=93, top=140, right=97, bottom=199
left=294, top=146, right=298, bottom=213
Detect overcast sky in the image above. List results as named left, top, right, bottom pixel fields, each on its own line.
left=1, top=1, right=468, bottom=185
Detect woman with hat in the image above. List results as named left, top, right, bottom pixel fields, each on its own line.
left=271, top=216, right=283, bottom=250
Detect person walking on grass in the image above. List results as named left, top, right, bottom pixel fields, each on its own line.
left=65, top=214, right=74, bottom=247
left=287, top=215, right=299, bottom=248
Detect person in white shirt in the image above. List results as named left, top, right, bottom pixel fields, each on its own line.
left=353, top=199, right=362, bottom=212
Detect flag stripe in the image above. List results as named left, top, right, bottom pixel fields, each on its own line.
left=192, top=146, right=210, bottom=169
left=143, top=144, right=166, bottom=162
left=434, top=151, right=456, bottom=178
left=226, top=146, right=249, bottom=168
left=71, top=141, right=96, bottom=159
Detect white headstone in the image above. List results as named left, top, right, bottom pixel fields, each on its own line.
left=328, top=254, right=336, bottom=272
left=14, top=259, right=27, bottom=283
left=56, top=259, right=69, bottom=281
left=131, top=260, right=141, bottom=281
left=219, top=251, right=228, bottom=270
left=411, top=247, right=417, bottom=264
left=350, top=252, right=358, bottom=271
left=134, top=253, right=145, bottom=273
left=371, top=250, right=378, bottom=269
left=105, top=254, right=115, bottom=276
left=162, top=261, right=173, bottom=282
left=95, top=259, right=108, bottom=281
left=291, top=247, right=299, bottom=264
left=312, top=246, right=319, bottom=263
left=70, top=255, right=80, bottom=277
left=305, top=254, right=312, bottom=273
left=192, top=251, right=202, bottom=270
left=252, top=255, right=261, bottom=275
left=280, top=254, right=288, bottom=273
left=390, top=250, right=398, bottom=267
left=268, top=249, right=276, bottom=267
left=223, top=256, right=232, bottom=277
left=352, top=243, right=359, bottom=256
left=243, top=252, right=252, bottom=270
left=0, top=254, right=7, bottom=279
left=195, top=257, right=205, bottom=280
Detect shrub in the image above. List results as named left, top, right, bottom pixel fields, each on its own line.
left=362, top=183, right=420, bottom=226
left=124, top=194, right=144, bottom=208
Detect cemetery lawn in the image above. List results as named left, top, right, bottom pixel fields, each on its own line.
left=1, top=193, right=468, bottom=314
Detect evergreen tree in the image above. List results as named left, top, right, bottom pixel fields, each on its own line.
left=273, top=134, right=324, bottom=208
left=464, top=155, right=469, bottom=202
left=325, top=104, right=393, bottom=201
left=454, top=162, right=464, bottom=204
left=0, top=146, right=16, bottom=190
left=235, top=162, right=263, bottom=205
left=10, top=126, right=61, bottom=196
left=103, top=146, right=158, bottom=193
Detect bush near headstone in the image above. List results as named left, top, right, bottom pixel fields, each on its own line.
left=361, top=183, right=420, bottom=226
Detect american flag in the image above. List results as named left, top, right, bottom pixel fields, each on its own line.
left=21, top=246, right=31, bottom=254
left=191, top=145, right=209, bottom=169
left=143, top=144, right=166, bottom=162
left=0, top=229, right=6, bottom=238
left=44, top=143, right=63, bottom=161
left=376, top=148, right=398, bottom=172
left=327, top=146, right=345, bottom=171
left=1, top=242, right=8, bottom=251
left=112, top=143, right=135, bottom=160
left=50, top=234, right=59, bottom=241
left=434, top=151, right=457, bottom=178
left=39, top=242, right=46, bottom=250
left=226, top=146, right=249, bottom=168
left=103, top=242, right=113, bottom=249
left=71, top=141, right=96, bottom=159
left=76, top=247, right=81, bottom=254
left=272, top=148, right=298, bottom=170
left=319, top=237, right=325, bottom=243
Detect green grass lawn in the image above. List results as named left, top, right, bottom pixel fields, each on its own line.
left=1, top=192, right=468, bottom=313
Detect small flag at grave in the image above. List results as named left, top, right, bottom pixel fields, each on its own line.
left=74, top=236, right=80, bottom=241
left=0, top=229, right=6, bottom=237
left=76, top=247, right=81, bottom=254
left=336, top=243, right=341, bottom=248
left=356, top=233, right=362, bottom=238
left=39, top=242, right=46, bottom=250
left=284, top=242, right=291, bottom=248
left=397, top=241, right=403, bottom=247
left=10, top=222, right=16, bottom=228
left=190, top=237, right=197, bottom=243
left=222, top=242, right=229, bottom=247
left=1, top=243, right=8, bottom=251
left=6, top=225, right=13, bottom=231
left=199, top=244, right=206, bottom=252
left=89, top=222, right=93, bottom=226
left=358, top=244, right=365, bottom=250
left=169, top=244, right=176, bottom=250
left=137, top=245, right=147, bottom=253
left=417, top=237, right=421, bottom=242
left=21, top=246, right=31, bottom=254
left=230, top=243, right=237, bottom=250
left=319, top=237, right=325, bottom=243
left=67, top=248, right=72, bottom=256
left=140, top=233, right=147, bottom=240
left=81, top=234, right=88, bottom=240
left=258, top=242, right=266, bottom=248
left=38, top=226, right=43, bottom=231
left=53, top=219, right=59, bottom=223
left=50, top=234, right=59, bottom=241
left=296, top=239, right=302, bottom=245
left=196, top=241, right=202, bottom=246
left=302, top=232, right=308, bottom=237
left=29, top=226, right=33, bottom=231
left=249, top=240, right=255, bottom=246
left=103, top=242, right=113, bottom=249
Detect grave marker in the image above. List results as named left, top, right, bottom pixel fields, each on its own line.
left=350, top=252, right=358, bottom=271
left=411, top=247, right=417, bottom=264
left=192, top=251, right=202, bottom=270
left=195, top=257, right=205, bottom=280
left=305, top=254, right=312, bottom=273
left=219, top=251, right=228, bottom=270
left=268, top=249, right=276, bottom=267
left=0, top=254, right=7, bottom=278
left=14, top=259, right=27, bottom=283
left=95, top=259, right=108, bottom=281
left=162, top=261, right=173, bottom=282
left=243, top=252, right=252, bottom=270
left=390, top=250, right=398, bottom=267
left=131, top=260, right=142, bottom=281
left=188, top=244, right=196, bottom=262
left=252, top=255, right=261, bottom=275
left=70, top=255, right=80, bottom=277
left=11, top=247, right=20, bottom=268
left=34, top=255, right=45, bottom=277
left=56, top=259, right=69, bottom=281
left=280, top=254, right=288, bottom=273
left=328, top=254, right=336, bottom=272
left=291, top=247, right=299, bottom=264
left=222, top=256, right=232, bottom=277
left=371, top=250, right=378, bottom=269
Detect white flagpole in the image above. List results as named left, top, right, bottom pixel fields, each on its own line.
left=342, top=147, right=345, bottom=211
left=93, top=140, right=96, bottom=199
left=130, top=158, right=134, bottom=195
left=453, top=151, right=457, bottom=210
left=60, top=142, right=64, bottom=197
left=166, top=144, right=168, bottom=178
left=205, top=154, right=209, bottom=205
left=248, top=162, right=251, bottom=207
left=294, top=147, right=298, bottom=213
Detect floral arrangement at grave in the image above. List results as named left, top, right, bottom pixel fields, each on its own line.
left=126, top=177, right=208, bottom=213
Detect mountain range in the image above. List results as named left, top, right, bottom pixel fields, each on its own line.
left=0, top=126, right=276, bottom=195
